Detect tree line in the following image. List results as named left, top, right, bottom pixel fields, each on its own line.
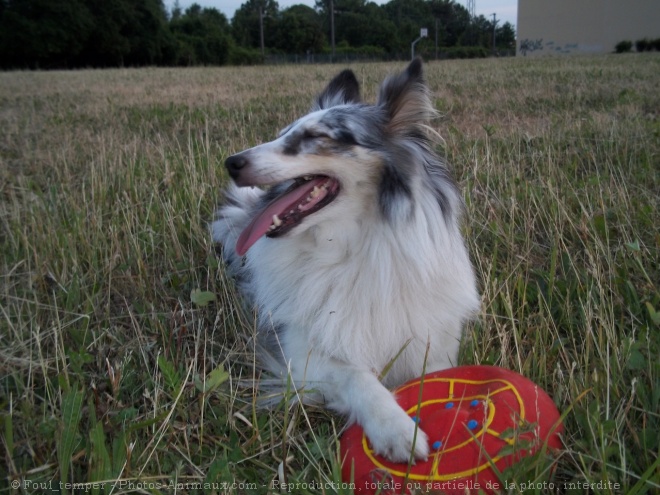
left=0, top=0, right=516, bottom=69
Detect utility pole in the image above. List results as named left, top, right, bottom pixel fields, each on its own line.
left=259, top=6, right=265, bottom=57
left=330, top=0, right=335, bottom=62
left=466, top=0, right=475, bottom=18
left=491, top=13, right=497, bottom=54
left=435, top=18, right=439, bottom=60
left=467, top=0, right=475, bottom=45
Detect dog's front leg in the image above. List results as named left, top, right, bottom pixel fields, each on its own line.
left=305, top=359, right=429, bottom=463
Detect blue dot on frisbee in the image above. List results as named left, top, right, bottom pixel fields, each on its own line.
left=470, top=399, right=479, bottom=407
left=467, top=419, right=479, bottom=430
left=432, top=440, right=443, bottom=450
left=445, top=402, right=454, bottom=409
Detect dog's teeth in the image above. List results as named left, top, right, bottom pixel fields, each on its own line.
left=310, top=186, right=321, bottom=199
left=272, top=214, right=282, bottom=227
left=303, top=175, right=312, bottom=180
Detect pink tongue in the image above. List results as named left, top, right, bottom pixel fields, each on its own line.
left=236, top=177, right=327, bottom=256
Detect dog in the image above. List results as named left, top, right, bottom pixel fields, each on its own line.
left=212, top=58, right=479, bottom=462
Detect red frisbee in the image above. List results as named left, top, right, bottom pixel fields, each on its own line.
left=341, top=365, right=563, bottom=494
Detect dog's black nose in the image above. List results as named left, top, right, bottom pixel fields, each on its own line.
left=225, top=154, right=247, bottom=176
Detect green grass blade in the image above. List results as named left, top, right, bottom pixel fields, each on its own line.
left=58, top=387, right=84, bottom=488
left=157, top=355, right=182, bottom=395
left=626, top=454, right=660, bottom=495
left=89, top=421, right=112, bottom=494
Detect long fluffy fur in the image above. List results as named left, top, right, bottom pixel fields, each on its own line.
left=212, top=59, right=479, bottom=462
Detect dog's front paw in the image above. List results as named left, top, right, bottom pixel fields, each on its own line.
left=364, top=407, right=429, bottom=463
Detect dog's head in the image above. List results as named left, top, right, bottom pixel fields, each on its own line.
left=226, top=58, right=442, bottom=256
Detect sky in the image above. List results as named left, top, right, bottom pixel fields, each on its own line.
left=170, top=0, right=518, bottom=29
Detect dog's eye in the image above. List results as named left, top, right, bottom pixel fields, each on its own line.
left=303, top=130, right=329, bottom=140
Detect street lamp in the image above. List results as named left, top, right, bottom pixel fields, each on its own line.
left=411, top=28, right=428, bottom=60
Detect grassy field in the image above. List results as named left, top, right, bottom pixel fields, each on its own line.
left=1, top=54, right=658, bottom=494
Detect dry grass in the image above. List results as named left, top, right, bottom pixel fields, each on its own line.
left=1, top=54, right=659, bottom=494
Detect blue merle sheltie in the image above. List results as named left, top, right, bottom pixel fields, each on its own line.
left=213, top=58, right=479, bottom=462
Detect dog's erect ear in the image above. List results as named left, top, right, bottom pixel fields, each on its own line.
left=377, top=57, right=436, bottom=134
left=313, top=69, right=361, bottom=111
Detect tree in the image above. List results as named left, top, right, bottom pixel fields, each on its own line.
left=496, top=21, right=515, bottom=50
left=429, top=0, right=470, bottom=47
left=232, top=0, right=279, bottom=50
left=122, top=0, right=174, bottom=65
left=381, top=0, right=434, bottom=54
left=0, top=0, right=93, bottom=68
left=76, top=0, right=132, bottom=66
left=273, top=5, right=324, bottom=54
left=171, top=0, right=182, bottom=21
left=462, top=14, right=489, bottom=47
left=315, top=0, right=367, bottom=13
left=358, top=3, right=397, bottom=52
left=170, top=4, right=231, bottom=65
left=334, top=8, right=396, bottom=52
left=76, top=0, right=173, bottom=67
left=0, top=0, right=179, bottom=68
left=313, top=0, right=397, bottom=54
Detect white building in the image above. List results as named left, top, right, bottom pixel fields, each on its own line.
left=517, top=0, right=660, bottom=56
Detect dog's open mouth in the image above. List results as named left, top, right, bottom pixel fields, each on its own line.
left=236, top=175, right=340, bottom=255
